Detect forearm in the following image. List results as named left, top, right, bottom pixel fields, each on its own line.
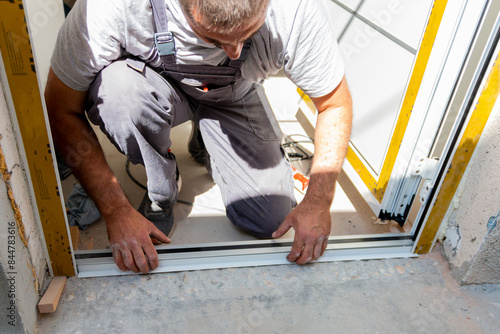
left=50, top=113, right=131, bottom=217
left=272, top=88, right=352, bottom=261
left=305, top=77, right=353, bottom=208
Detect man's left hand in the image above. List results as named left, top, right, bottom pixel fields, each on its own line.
left=271, top=76, right=352, bottom=265
left=272, top=200, right=331, bottom=265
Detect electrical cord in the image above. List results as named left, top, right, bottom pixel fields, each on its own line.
left=125, top=158, right=147, bottom=190
left=125, top=158, right=194, bottom=207
left=282, top=134, right=314, bottom=162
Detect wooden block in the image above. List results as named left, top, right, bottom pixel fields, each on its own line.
left=79, top=236, right=94, bottom=250
left=38, top=277, right=67, bottom=313
left=69, top=226, right=79, bottom=251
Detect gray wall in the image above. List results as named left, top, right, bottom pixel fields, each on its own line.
left=440, top=93, right=500, bottom=284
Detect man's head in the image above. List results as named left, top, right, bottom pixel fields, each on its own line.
left=180, top=0, right=270, bottom=59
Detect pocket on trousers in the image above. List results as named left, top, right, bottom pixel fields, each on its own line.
left=242, top=85, right=282, bottom=141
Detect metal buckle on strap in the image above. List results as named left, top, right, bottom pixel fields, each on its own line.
left=154, top=32, right=175, bottom=56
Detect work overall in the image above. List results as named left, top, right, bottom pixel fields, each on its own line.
left=86, top=0, right=295, bottom=238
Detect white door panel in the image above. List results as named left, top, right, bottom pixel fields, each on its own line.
left=325, top=0, right=362, bottom=41
left=340, top=18, right=415, bottom=175
left=336, top=0, right=362, bottom=11
left=354, top=0, right=434, bottom=50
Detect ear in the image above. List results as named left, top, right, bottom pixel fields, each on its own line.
left=191, top=7, right=204, bottom=24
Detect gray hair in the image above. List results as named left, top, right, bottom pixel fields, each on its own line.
left=180, top=0, right=269, bottom=30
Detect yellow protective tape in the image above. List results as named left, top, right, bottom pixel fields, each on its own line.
left=297, top=88, right=318, bottom=116
left=0, top=0, right=75, bottom=276
left=416, top=50, right=500, bottom=254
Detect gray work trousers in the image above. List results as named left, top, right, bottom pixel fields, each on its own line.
left=86, top=59, right=295, bottom=238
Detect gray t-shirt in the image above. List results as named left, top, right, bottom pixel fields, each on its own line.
left=51, top=0, right=344, bottom=98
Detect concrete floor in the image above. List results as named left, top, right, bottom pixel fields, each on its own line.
left=36, top=246, right=500, bottom=333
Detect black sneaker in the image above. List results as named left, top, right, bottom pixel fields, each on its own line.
left=137, top=194, right=175, bottom=237
left=137, top=153, right=182, bottom=237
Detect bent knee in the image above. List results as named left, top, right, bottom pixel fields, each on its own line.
left=89, top=60, right=152, bottom=114
left=226, top=195, right=293, bottom=238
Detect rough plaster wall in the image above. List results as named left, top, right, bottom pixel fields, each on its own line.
left=1, top=69, right=48, bottom=332
left=0, top=180, right=35, bottom=333
left=442, top=93, right=500, bottom=284
left=0, top=261, right=24, bottom=334
left=464, top=221, right=500, bottom=284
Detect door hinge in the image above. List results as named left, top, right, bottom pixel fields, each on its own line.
left=412, top=157, right=439, bottom=180
left=412, top=157, right=439, bottom=204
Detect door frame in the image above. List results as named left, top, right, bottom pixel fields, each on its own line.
left=0, top=0, right=75, bottom=277
left=0, top=0, right=498, bottom=276
left=342, top=0, right=448, bottom=215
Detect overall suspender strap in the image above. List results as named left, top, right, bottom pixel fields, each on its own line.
left=224, top=41, right=252, bottom=69
left=150, top=0, right=176, bottom=66
left=150, top=0, right=167, bottom=34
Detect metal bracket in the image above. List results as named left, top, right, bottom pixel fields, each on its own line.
left=412, top=158, right=439, bottom=205
left=412, top=157, right=439, bottom=180
left=418, top=179, right=433, bottom=204
left=154, top=32, right=175, bottom=56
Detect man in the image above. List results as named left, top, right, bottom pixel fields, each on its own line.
left=45, top=0, right=352, bottom=273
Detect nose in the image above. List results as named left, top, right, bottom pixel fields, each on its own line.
left=222, top=42, right=244, bottom=60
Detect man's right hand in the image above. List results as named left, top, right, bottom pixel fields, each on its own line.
left=106, top=206, right=171, bottom=273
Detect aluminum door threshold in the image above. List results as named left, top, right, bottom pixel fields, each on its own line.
left=76, top=234, right=416, bottom=278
